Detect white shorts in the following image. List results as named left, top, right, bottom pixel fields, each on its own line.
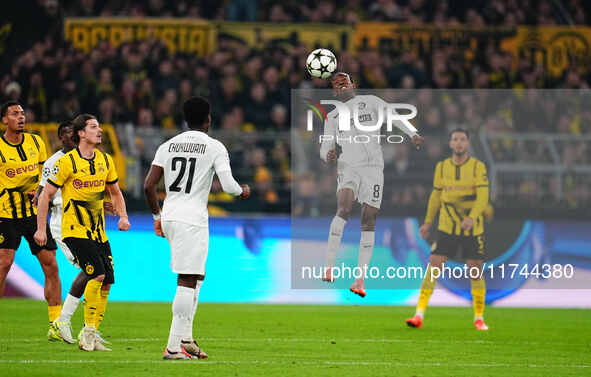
left=162, top=221, right=209, bottom=275
left=337, top=166, right=384, bottom=209
left=49, top=210, right=78, bottom=267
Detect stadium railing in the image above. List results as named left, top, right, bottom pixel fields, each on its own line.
left=480, top=130, right=591, bottom=218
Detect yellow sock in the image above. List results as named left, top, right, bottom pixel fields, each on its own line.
left=471, top=277, right=486, bottom=320
left=416, top=265, right=438, bottom=315
left=95, top=288, right=110, bottom=329
left=84, top=280, right=103, bottom=329
left=48, top=305, right=61, bottom=322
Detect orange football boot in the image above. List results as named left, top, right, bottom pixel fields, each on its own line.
left=474, top=319, right=489, bottom=331
left=405, top=315, right=423, bottom=328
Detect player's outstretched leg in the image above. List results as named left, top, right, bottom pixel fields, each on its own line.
left=79, top=277, right=104, bottom=351
left=323, top=216, right=346, bottom=282
left=350, top=204, right=377, bottom=297
left=180, top=277, right=208, bottom=359
left=37, top=249, right=63, bottom=340
left=0, top=249, right=15, bottom=298
left=468, top=259, right=488, bottom=330
left=91, top=284, right=112, bottom=351
left=54, top=271, right=88, bottom=344
left=406, top=256, right=446, bottom=328
left=324, top=189, right=353, bottom=282
left=165, top=275, right=199, bottom=360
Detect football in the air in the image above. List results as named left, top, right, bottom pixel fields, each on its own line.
left=306, top=49, right=337, bottom=79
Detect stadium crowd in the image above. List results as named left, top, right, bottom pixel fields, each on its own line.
left=59, top=0, right=591, bottom=25
left=2, top=0, right=591, bottom=214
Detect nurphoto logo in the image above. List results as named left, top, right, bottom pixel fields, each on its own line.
left=306, top=99, right=417, bottom=144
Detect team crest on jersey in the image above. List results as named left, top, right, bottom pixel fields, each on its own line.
left=0, top=234, right=4, bottom=244
left=85, top=264, right=94, bottom=275
left=359, top=102, right=366, bottom=110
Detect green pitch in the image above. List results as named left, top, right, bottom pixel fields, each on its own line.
left=0, top=299, right=589, bottom=377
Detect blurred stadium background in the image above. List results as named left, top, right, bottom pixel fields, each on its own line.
left=1, top=0, right=591, bottom=307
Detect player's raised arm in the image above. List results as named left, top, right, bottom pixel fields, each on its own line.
left=33, top=183, right=58, bottom=246
left=320, top=114, right=337, bottom=163
left=468, top=161, right=489, bottom=221
left=106, top=181, right=130, bottom=231
left=34, top=157, right=66, bottom=246
left=374, top=96, right=424, bottom=148
left=104, top=153, right=129, bottom=231
left=421, top=161, right=443, bottom=239
left=213, top=144, right=249, bottom=198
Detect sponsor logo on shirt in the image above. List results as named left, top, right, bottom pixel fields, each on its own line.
left=5, top=163, right=39, bottom=178
left=73, top=179, right=105, bottom=189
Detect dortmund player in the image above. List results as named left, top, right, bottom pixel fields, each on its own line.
left=0, top=101, right=62, bottom=336
left=35, top=114, right=130, bottom=351
left=406, top=129, right=490, bottom=331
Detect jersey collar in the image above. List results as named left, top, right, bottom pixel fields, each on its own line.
left=450, top=156, right=471, bottom=167
left=76, top=147, right=96, bottom=161
left=1, top=134, right=25, bottom=147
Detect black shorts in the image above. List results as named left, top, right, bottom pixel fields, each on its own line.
left=64, top=237, right=114, bottom=285
left=431, top=231, right=486, bottom=260
left=0, top=216, right=57, bottom=254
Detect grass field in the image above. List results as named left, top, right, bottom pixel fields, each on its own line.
left=0, top=299, right=589, bottom=377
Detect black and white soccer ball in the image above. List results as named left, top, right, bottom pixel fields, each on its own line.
left=306, top=49, right=337, bottom=79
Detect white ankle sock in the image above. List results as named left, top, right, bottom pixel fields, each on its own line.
left=326, top=216, right=346, bottom=268
left=183, top=280, right=203, bottom=342
left=357, top=231, right=375, bottom=275
left=167, top=286, right=194, bottom=352
left=58, top=294, right=81, bottom=323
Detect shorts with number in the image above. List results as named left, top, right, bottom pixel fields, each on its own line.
left=431, top=231, right=486, bottom=260
left=0, top=216, right=57, bottom=254
left=63, top=237, right=114, bottom=284
left=162, top=221, right=209, bottom=275
left=337, top=166, right=383, bottom=209
left=49, top=208, right=78, bottom=267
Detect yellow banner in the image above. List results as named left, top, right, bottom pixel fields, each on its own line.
left=354, top=22, right=515, bottom=56
left=216, top=22, right=353, bottom=52
left=501, top=26, right=591, bottom=77
left=64, top=18, right=215, bottom=55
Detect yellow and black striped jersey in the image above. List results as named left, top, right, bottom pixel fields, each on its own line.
left=425, top=157, right=489, bottom=236
left=47, top=148, right=118, bottom=242
left=0, top=133, right=47, bottom=219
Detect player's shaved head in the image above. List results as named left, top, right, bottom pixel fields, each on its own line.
left=71, top=114, right=97, bottom=144
left=449, top=128, right=469, bottom=140
left=58, top=120, right=73, bottom=137
left=184, top=96, right=211, bottom=131
left=332, top=72, right=352, bottom=83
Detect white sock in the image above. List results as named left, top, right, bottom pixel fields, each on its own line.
left=167, top=286, right=194, bottom=352
left=183, top=280, right=203, bottom=342
left=357, top=231, right=375, bottom=280
left=474, top=315, right=483, bottom=321
left=58, top=294, right=81, bottom=323
left=415, top=311, right=425, bottom=319
left=326, top=216, right=346, bottom=268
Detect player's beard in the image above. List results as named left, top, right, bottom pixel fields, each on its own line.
left=453, top=149, right=467, bottom=158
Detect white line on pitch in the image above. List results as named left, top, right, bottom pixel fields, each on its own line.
left=0, top=337, right=588, bottom=347
left=0, top=360, right=588, bottom=368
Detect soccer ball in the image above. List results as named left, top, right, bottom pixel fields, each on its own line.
left=306, top=49, right=337, bottom=79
